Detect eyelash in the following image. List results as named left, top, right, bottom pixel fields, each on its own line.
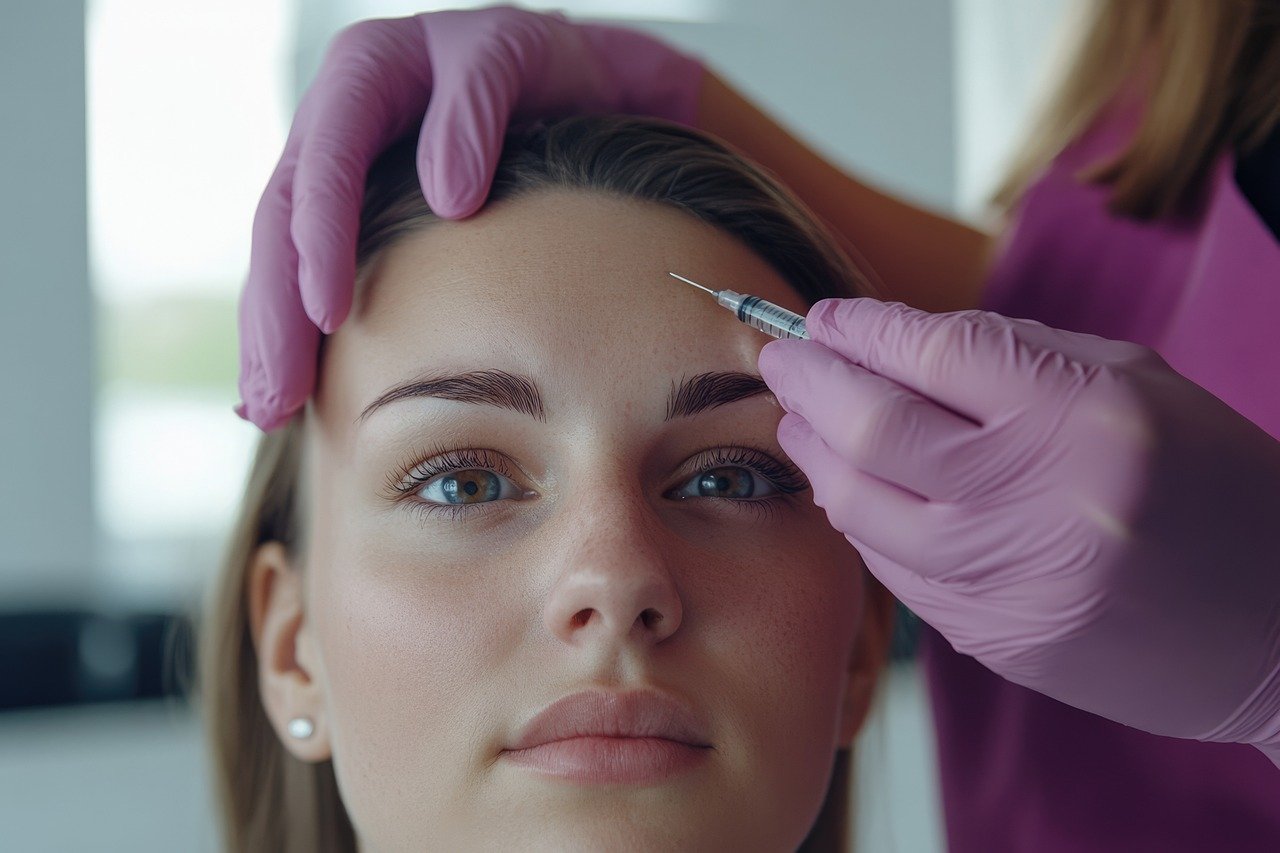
left=692, top=446, right=809, bottom=525
left=687, top=445, right=810, bottom=496
left=383, top=444, right=517, bottom=522
left=383, top=443, right=809, bottom=523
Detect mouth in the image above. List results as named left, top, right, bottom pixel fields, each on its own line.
left=501, top=688, right=713, bottom=785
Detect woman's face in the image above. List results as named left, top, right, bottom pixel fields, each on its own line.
left=255, top=190, right=881, bottom=850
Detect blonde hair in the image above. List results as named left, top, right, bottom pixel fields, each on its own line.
left=202, top=116, right=883, bottom=852
left=994, top=0, right=1280, bottom=219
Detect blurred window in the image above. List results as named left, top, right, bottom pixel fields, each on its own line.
left=88, top=0, right=294, bottom=604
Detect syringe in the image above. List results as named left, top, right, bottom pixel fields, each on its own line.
left=669, top=272, right=810, bottom=340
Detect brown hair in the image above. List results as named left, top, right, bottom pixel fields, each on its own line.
left=994, top=0, right=1280, bottom=219
left=203, top=115, right=882, bottom=852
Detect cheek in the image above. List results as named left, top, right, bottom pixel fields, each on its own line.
left=698, top=495, right=862, bottom=645
left=663, top=501, right=862, bottom=750
left=307, top=460, right=524, bottom=702
left=306, top=514, right=526, bottom=832
left=697, top=509, right=865, bottom=835
left=313, top=542, right=512, bottom=712
left=713, top=510, right=864, bottom=714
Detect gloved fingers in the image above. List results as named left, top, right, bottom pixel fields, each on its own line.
left=1000, top=315, right=1155, bottom=368
left=237, top=160, right=320, bottom=431
left=760, top=340, right=984, bottom=501
left=777, top=413, right=939, bottom=567
left=289, top=17, right=434, bottom=333
left=417, top=62, right=514, bottom=219
left=288, top=123, right=367, bottom=334
left=419, top=10, right=528, bottom=219
left=839, top=538, right=954, bottom=630
left=804, top=298, right=1049, bottom=420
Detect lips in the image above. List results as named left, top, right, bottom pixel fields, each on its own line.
left=501, top=689, right=713, bottom=784
left=506, top=689, right=712, bottom=751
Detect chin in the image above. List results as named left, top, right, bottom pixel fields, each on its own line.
left=531, top=803, right=786, bottom=853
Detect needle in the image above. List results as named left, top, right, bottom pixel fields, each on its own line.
left=669, top=272, right=716, bottom=295
left=665, top=271, right=810, bottom=341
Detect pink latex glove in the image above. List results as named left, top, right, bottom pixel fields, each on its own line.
left=236, top=6, right=702, bottom=430
left=757, top=298, right=1280, bottom=764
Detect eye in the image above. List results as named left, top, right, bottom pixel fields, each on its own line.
left=384, top=446, right=531, bottom=519
left=676, top=465, right=778, bottom=500
left=419, top=468, right=521, bottom=506
left=668, top=446, right=809, bottom=505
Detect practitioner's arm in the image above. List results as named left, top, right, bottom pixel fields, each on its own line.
left=697, top=71, right=994, bottom=313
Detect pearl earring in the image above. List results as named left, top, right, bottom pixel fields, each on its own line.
left=288, top=716, right=315, bottom=739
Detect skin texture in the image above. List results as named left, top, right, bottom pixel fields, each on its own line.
left=249, top=190, right=887, bottom=851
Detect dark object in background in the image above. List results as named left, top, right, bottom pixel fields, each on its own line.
left=890, top=601, right=920, bottom=663
left=0, top=599, right=916, bottom=714
left=1236, top=121, right=1280, bottom=241
left=0, top=611, right=194, bottom=712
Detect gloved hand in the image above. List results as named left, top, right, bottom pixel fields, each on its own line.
left=758, top=297, right=1280, bottom=764
left=236, top=6, right=702, bottom=430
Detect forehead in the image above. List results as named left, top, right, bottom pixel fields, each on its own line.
left=318, top=190, right=808, bottom=426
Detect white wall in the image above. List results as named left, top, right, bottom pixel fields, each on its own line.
left=953, top=0, right=1070, bottom=213
left=0, top=1, right=96, bottom=606
left=644, top=0, right=959, bottom=213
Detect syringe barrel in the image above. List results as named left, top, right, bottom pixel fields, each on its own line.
left=733, top=295, right=809, bottom=340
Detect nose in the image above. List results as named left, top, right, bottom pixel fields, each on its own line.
left=543, top=498, right=684, bottom=648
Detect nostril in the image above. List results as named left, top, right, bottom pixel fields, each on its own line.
left=641, top=609, right=663, bottom=630
left=570, top=609, right=593, bottom=629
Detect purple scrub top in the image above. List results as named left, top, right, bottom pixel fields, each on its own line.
left=919, top=95, right=1280, bottom=851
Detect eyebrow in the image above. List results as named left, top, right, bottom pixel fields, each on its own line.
left=356, top=369, right=770, bottom=425
left=357, top=369, right=546, bottom=424
left=664, top=371, right=771, bottom=420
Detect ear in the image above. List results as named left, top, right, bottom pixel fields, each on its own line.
left=248, top=541, right=332, bottom=762
left=836, top=575, right=895, bottom=748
